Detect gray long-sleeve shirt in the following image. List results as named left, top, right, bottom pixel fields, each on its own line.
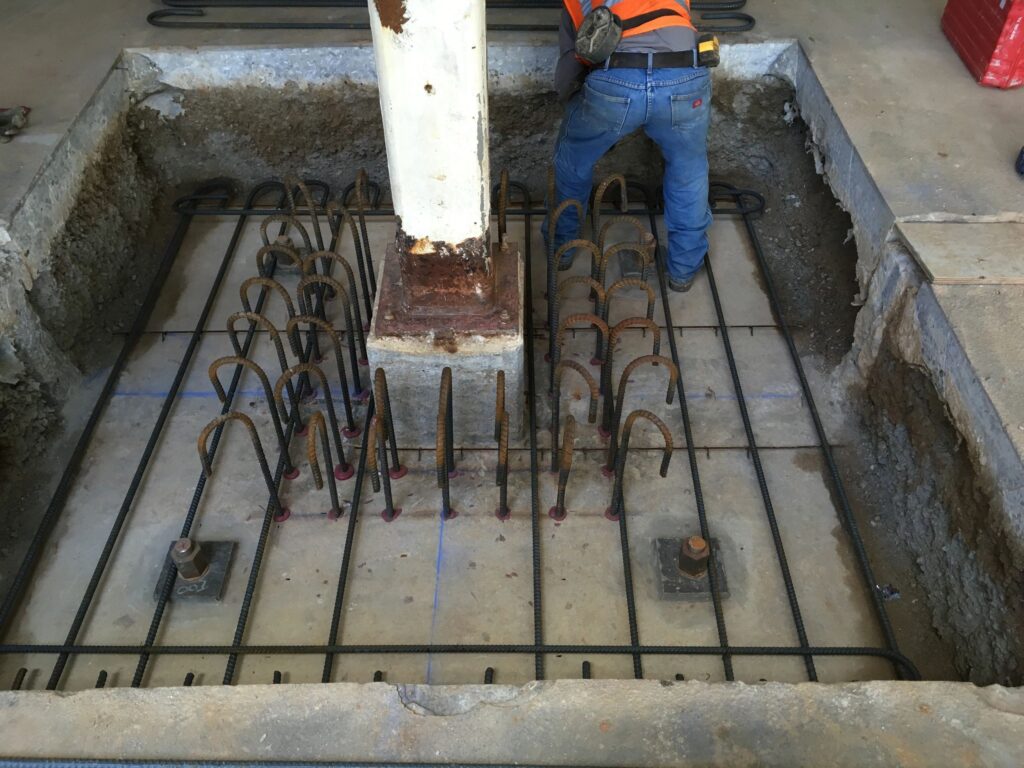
left=555, top=6, right=697, bottom=101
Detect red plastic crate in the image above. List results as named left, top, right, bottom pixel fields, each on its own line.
left=942, top=0, right=1024, bottom=88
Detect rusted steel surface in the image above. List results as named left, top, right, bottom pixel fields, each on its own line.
left=373, top=0, right=407, bottom=32
left=397, top=229, right=493, bottom=309
left=374, top=241, right=520, bottom=337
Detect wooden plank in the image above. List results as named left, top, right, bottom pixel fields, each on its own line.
left=898, top=222, right=1024, bottom=285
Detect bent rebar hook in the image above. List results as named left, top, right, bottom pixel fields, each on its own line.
left=325, top=201, right=374, bottom=325
left=555, top=275, right=607, bottom=364
left=302, top=250, right=367, bottom=351
left=307, top=410, right=348, bottom=521
left=600, top=317, right=663, bottom=434
left=606, top=409, right=673, bottom=522
left=296, top=273, right=366, bottom=382
left=198, top=411, right=288, bottom=522
left=208, top=355, right=297, bottom=479
left=226, top=311, right=299, bottom=419
left=551, top=360, right=600, bottom=472
left=604, top=354, right=678, bottom=476
left=373, top=367, right=407, bottom=479
left=592, top=174, right=628, bottom=244
left=275, top=363, right=350, bottom=483
left=285, top=314, right=360, bottom=436
left=553, top=313, right=609, bottom=386
left=496, top=410, right=510, bottom=521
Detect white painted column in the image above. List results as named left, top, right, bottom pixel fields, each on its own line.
left=368, top=0, right=490, bottom=246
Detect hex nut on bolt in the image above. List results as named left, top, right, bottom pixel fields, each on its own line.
left=171, top=538, right=210, bottom=581
left=678, top=535, right=709, bottom=579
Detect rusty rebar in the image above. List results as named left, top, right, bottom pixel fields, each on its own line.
left=494, top=370, right=506, bottom=444
left=296, top=273, right=365, bottom=387
left=600, top=317, right=663, bottom=434
left=226, top=311, right=299, bottom=417
left=591, top=174, right=628, bottom=244
left=285, top=314, right=359, bottom=435
left=208, top=355, right=297, bottom=478
left=604, top=354, right=678, bottom=476
left=496, top=410, right=510, bottom=521
left=604, top=278, right=657, bottom=327
left=546, top=198, right=586, bottom=388
left=325, top=201, right=374, bottom=325
left=553, top=313, right=609, bottom=389
left=596, top=215, right=647, bottom=256
left=373, top=367, right=406, bottom=479
left=303, top=250, right=366, bottom=341
left=239, top=276, right=299, bottom=356
left=551, top=360, right=599, bottom=472
left=306, top=410, right=348, bottom=520
left=275, top=363, right=349, bottom=485
left=354, top=169, right=376, bottom=296
left=259, top=213, right=313, bottom=258
left=549, top=414, right=576, bottom=521
left=607, top=409, right=673, bottom=522
left=287, top=176, right=326, bottom=251
left=255, top=242, right=304, bottom=278
left=198, top=411, right=288, bottom=522
left=596, top=239, right=654, bottom=292
left=555, top=275, right=607, bottom=364
left=436, top=366, right=456, bottom=520
left=367, top=416, right=401, bottom=522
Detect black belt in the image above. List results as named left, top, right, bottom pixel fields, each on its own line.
left=605, top=50, right=698, bottom=69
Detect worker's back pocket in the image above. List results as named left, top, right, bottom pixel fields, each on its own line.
left=566, top=80, right=632, bottom=141
left=669, top=76, right=711, bottom=131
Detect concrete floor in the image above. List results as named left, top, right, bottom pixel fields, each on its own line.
left=0, top=210, right=893, bottom=690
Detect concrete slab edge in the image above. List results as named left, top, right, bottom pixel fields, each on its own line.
left=1, top=680, right=1022, bottom=765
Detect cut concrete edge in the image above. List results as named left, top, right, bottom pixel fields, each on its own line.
left=896, top=221, right=1024, bottom=285
left=1, top=680, right=1022, bottom=764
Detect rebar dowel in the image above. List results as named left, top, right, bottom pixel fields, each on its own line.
left=255, top=242, right=304, bottom=278
left=496, top=411, right=510, bottom=520
left=582, top=660, right=592, bottom=679
left=303, top=250, right=366, bottom=346
left=183, top=672, right=195, bottom=686
left=198, top=412, right=287, bottom=522
left=608, top=409, right=673, bottom=521
left=600, top=318, right=663, bottom=434
left=549, top=415, right=576, bottom=521
left=239, top=275, right=299, bottom=359
left=208, top=356, right=296, bottom=478
left=553, top=313, right=609, bottom=385
left=436, top=367, right=457, bottom=519
left=95, top=670, right=107, bottom=689
left=484, top=667, right=495, bottom=684
left=716, top=182, right=905, bottom=677
left=551, top=361, right=599, bottom=473
left=597, top=215, right=647, bottom=256
left=288, top=176, right=326, bottom=251
left=591, top=174, right=628, bottom=244
left=354, top=169, right=377, bottom=295
left=10, top=668, right=26, bottom=690
left=368, top=416, right=400, bottom=521
left=596, top=240, right=653, bottom=292
left=551, top=242, right=602, bottom=360
left=604, top=278, right=657, bottom=327
left=259, top=212, right=313, bottom=254
left=275, top=363, right=349, bottom=482
left=604, top=354, right=677, bottom=475
left=286, top=314, right=359, bottom=434
left=297, top=273, right=365, bottom=388
left=326, top=201, right=374, bottom=324
left=226, top=311, right=299, bottom=414
left=373, top=368, right=405, bottom=477
left=703, top=250, right=817, bottom=682
left=546, top=198, right=585, bottom=387
left=494, top=370, right=506, bottom=444
left=307, top=411, right=346, bottom=519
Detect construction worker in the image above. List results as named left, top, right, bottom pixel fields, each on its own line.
left=544, top=0, right=712, bottom=292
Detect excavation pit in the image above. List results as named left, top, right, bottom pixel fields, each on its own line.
left=0, top=39, right=1020, bottom=728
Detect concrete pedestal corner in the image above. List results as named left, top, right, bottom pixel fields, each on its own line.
left=366, top=241, right=524, bottom=448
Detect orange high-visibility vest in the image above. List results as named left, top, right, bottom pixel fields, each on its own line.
left=563, top=0, right=695, bottom=37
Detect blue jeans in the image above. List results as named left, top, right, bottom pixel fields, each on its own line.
left=544, top=66, right=713, bottom=281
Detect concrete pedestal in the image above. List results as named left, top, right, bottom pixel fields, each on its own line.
left=366, top=240, right=524, bottom=448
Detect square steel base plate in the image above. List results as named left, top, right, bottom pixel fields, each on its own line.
left=654, top=538, right=729, bottom=601
left=153, top=541, right=235, bottom=602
